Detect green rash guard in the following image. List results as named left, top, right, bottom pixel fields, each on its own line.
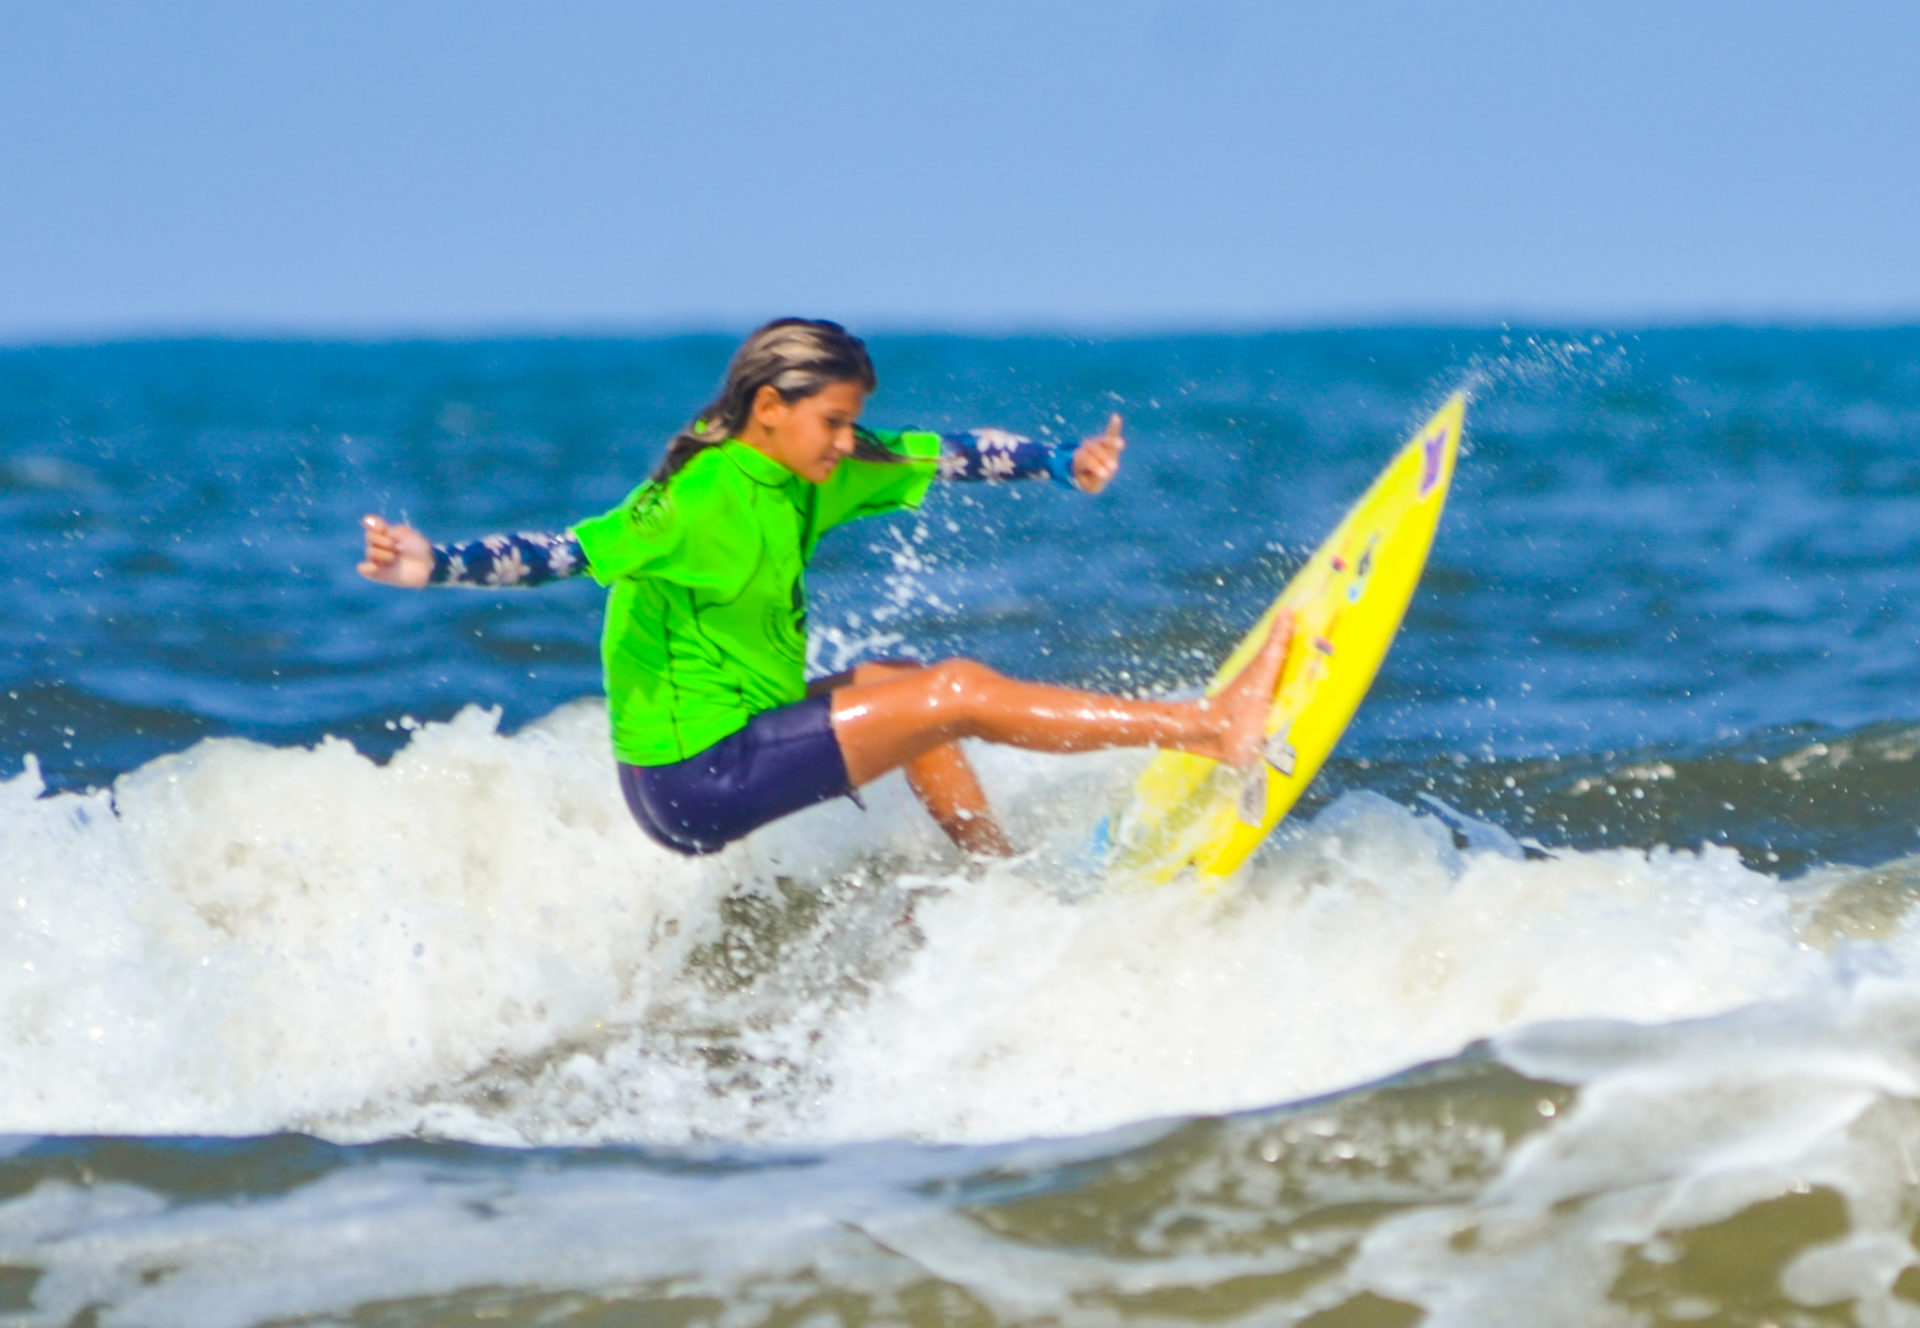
left=571, top=428, right=942, bottom=767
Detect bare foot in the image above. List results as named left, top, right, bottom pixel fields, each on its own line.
left=947, top=815, right=1017, bottom=858
left=1191, top=612, right=1293, bottom=767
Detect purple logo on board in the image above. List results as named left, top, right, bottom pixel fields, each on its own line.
left=1418, top=426, right=1447, bottom=495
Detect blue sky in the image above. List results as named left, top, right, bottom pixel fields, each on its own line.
left=3, top=0, right=1917, bottom=339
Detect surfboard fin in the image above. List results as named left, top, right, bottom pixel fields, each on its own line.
left=1265, top=728, right=1298, bottom=777
left=1236, top=763, right=1268, bottom=826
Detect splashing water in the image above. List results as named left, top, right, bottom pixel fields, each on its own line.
left=5, top=702, right=1904, bottom=1152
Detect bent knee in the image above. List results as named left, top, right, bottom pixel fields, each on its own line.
left=925, top=657, right=1003, bottom=706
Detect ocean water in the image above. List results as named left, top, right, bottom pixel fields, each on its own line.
left=4, top=328, right=1920, bottom=1325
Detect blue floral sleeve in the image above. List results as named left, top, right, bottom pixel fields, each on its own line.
left=428, top=531, right=589, bottom=587
left=936, top=430, right=1079, bottom=489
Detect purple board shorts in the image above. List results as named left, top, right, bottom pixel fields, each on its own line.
left=618, top=695, right=859, bottom=856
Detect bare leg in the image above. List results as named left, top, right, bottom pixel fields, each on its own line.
left=899, top=741, right=1016, bottom=856
left=811, top=661, right=1015, bottom=855
left=830, top=615, right=1293, bottom=792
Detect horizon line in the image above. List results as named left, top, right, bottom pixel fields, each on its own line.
left=7, top=311, right=1920, bottom=351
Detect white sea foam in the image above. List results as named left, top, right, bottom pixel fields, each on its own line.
left=2, top=702, right=1913, bottom=1149
left=12, top=707, right=1920, bottom=1325
left=0, top=1144, right=970, bottom=1328
left=1315, top=975, right=1920, bottom=1326
left=20, top=981, right=1920, bottom=1328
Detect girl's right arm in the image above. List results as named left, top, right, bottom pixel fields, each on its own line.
left=931, top=415, right=1125, bottom=494
left=358, top=515, right=589, bottom=589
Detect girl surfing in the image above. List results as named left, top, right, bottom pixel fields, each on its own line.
left=359, top=319, right=1289, bottom=857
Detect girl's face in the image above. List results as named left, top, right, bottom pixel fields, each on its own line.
left=746, top=380, right=868, bottom=484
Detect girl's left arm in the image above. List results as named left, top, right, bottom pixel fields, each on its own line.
left=359, top=516, right=590, bottom=589
left=428, top=530, right=588, bottom=587
left=938, top=414, right=1126, bottom=494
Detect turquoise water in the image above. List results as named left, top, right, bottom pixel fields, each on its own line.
left=6, top=328, right=1920, bottom=1324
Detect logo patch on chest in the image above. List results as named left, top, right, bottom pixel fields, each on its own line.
left=627, top=486, right=674, bottom=535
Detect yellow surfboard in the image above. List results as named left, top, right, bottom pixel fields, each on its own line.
left=1098, top=394, right=1465, bottom=885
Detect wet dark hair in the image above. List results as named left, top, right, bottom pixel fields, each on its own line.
left=652, top=318, right=891, bottom=482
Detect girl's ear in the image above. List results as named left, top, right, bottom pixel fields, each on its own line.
left=749, top=384, right=788, bottom=430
